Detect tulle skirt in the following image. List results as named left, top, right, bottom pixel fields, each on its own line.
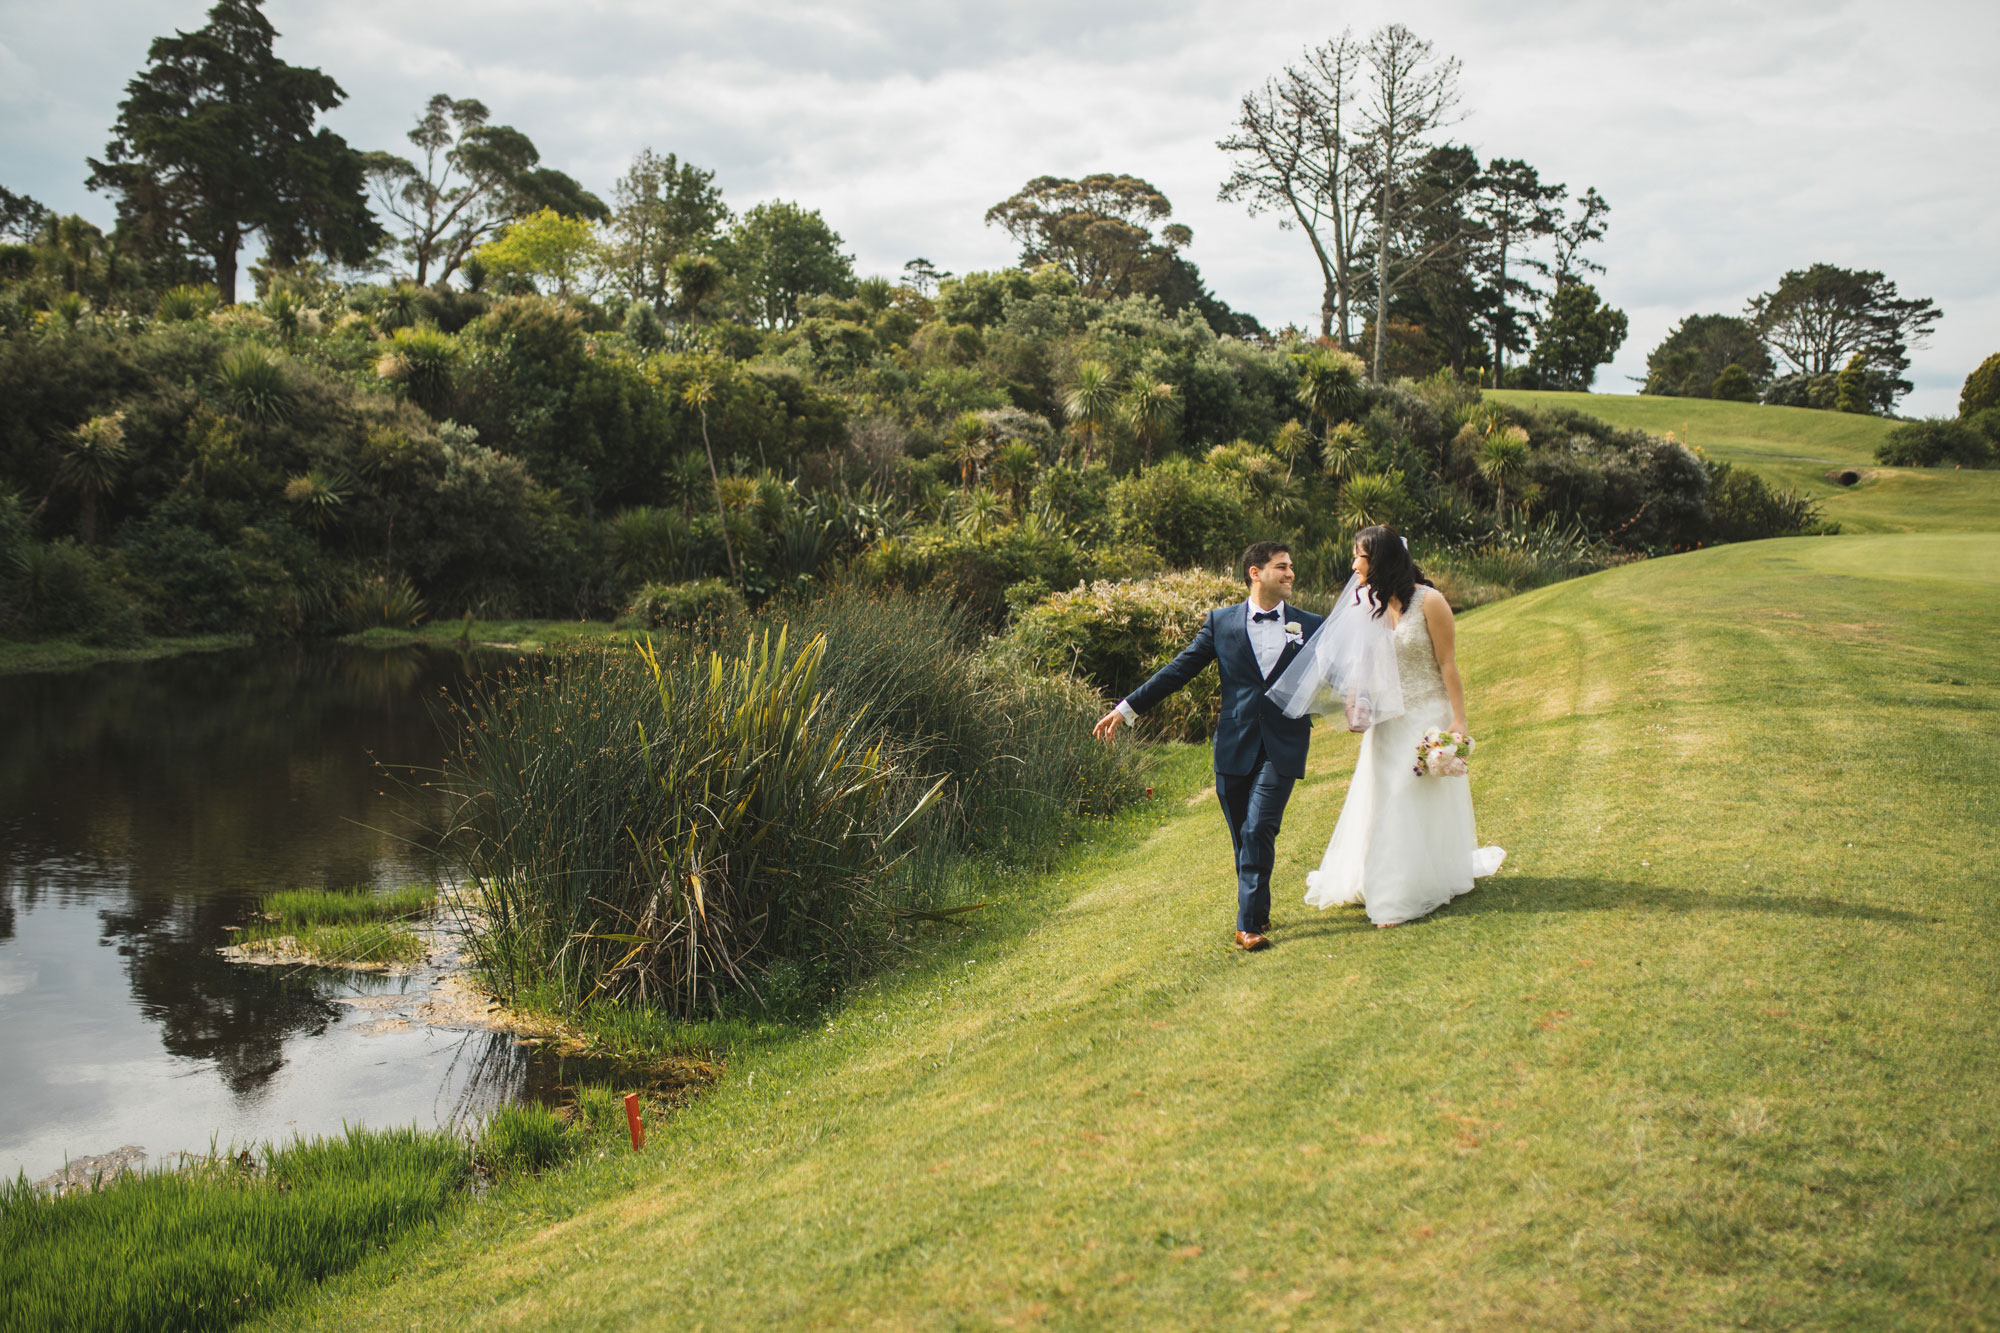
left=1304, top=697, right=1505, bottom=925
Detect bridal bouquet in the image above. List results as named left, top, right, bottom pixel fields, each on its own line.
left=1413, top=728, right=1474, bottom=778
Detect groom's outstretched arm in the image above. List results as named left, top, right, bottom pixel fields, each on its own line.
left=1093, top=612, right=1218, bottom=738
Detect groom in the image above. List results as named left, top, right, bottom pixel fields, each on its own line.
left=1093, top=541, right=1323, bottom=951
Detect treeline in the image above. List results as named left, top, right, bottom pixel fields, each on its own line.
left=1640, top=265, right=1942, bottom=413
left=0, top=2, right=1836, bottom=646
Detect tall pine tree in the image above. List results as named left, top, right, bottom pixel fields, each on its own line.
left=87, top=0, right=379, bottom=303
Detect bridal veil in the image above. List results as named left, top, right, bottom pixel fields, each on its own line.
left=1266, top=573, right=1404, bottom=727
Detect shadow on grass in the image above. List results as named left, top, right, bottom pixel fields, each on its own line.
left=1277, top=876, right=1925, bottom=939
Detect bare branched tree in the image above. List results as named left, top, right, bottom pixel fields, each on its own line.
left=1218, top=32, right=1376, bottom=346
left=1358, top=25, right=1464, bottom=382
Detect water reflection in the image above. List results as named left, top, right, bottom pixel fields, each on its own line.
left=0, top=642, right=533, bottom=1180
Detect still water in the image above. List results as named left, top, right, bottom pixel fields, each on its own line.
left=0, top=644, right=552, bottom=1184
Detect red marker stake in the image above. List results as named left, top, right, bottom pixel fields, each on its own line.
left=623, top=1092, right=645, bottom=1151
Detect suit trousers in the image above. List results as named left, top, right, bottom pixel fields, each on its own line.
left=1216, top=744, right=1296, bottom=933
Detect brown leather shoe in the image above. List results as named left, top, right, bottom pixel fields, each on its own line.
left=1234, top=930, right=1270, bottom=951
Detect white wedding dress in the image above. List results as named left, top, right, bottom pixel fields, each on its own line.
left=1304, top=584, right=1505, bottom=925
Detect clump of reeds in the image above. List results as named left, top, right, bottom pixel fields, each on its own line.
left=436, top=587, right=1145, bottom=1018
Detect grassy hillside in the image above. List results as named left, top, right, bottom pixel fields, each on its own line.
left=279, top=534, right=2000, bottom=1330
left=1488, top=390, right=2000, bottom=535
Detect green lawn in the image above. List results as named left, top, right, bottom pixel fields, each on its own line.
left=1488, top=390, right=2000, bottom=534
left=274, top=533, right=2000, bottom=1330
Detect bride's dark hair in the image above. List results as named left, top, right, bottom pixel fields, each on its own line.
left=1352, top=524, right=1431, bottom=619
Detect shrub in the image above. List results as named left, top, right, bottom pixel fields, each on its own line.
left=1962, top=353, right=2000, bottom=417
left=1705, top=461, right=1833, bottom=540
left=4, top=537, right=142, bottom=642
left=155, top=284, right=217, bottom=322
left=1109, top=457, right=1253, bottom=570
left=1710, top=363, right=1756, bottom=402
left=341, top=573, right=429, bottom=630
left=1875, top=418, right=1993, bottom=468
left=608, top=506, right=693, bottom=585
left=1007, top=568, right=1243, bottom=741
left=374, top=325, right=458, bottom=416
left=622, top=577, right=745, bottom=630
left=215, top=344, right=295, bottom=423
left=116, top=516, right=248, bottom=634
left=854, top=522, right=1089, bottom=627
left=1762, top=372, right=1838, bottom=410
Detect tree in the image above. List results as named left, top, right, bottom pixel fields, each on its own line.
left=1293, top=345, right=1366, bottom=443
left=1357, top=25, right=1464, bottom=382
left=0, top=186, right=49, bottom=242
left=720, top=202, right=854, bottom=328
left=682, top=372, right=737, bottom=582
left=1746, top=263, right=1941, bottom=407
left=86, top=0, right=379, bottom=305
left=1475, top=424, right=1529, bottom=526
left=363, top=94, right=607, bottom=288
left=1219, top=33, right=1375, bottom=344
left=985, top=174, right=1192, bottom=299
left=1527, top=282, right=1627, bottom=391
left=1642, top=314, right=1774, bottom=397
left=605, top=148, right=728, bottom=310
left=1379, top=143, right=1489, bottom=376
left=1471, top=158, right=1563, bottom=375
left=1964, top=353, right=2000, bottom=417
left=1061, top=361, right=1119, bottom=464
left=1120, top=375, right=1180, bottom=463
left=57, top=412, right=129, bottom=543
left=902, top=258, right=952, bottom=296
left=1547, top=187, right=1610, bottom=289
left=474, top=209, right=601, bottom=297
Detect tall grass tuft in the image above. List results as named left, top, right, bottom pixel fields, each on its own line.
left=438, top=588, right=1144, bottom=1017
left=236, top=884, right=438, bottom=966
left=0, top=1126, right=469, bottom=1332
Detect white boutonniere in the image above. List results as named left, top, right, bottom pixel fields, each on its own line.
left=1284, top=620, right=1304, bottom=645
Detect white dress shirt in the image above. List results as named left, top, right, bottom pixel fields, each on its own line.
left=1246, top=598, right=1290, bottom=677
left=1117, top=599, right=1288, bottom=721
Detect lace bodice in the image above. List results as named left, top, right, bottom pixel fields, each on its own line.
left=1391, top=585, right=1448, bottom=709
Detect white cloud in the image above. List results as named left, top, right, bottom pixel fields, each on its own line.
left=2, top=0, right=1993, bottom=411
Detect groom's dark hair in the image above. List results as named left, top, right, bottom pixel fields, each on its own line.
left=1241, top=540, right=1290, bottom=585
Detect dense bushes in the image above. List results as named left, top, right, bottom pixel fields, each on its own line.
left=1875, top=416, right=1997, bottom=468
left=0, top=262, right=1842, bottom=652
left=621, top=577, right=744, bottom=628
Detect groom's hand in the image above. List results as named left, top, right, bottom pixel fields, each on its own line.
left=1092, top=708, right=1124, bottom=741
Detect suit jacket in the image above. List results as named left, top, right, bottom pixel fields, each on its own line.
left=1125, top=601, right=1325, bottom=779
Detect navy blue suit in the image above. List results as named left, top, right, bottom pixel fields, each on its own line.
left=1123, top=602, right=1324, bottom=932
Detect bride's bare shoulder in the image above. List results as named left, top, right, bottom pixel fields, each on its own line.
left=1420, top=584, right=1453, bottom=623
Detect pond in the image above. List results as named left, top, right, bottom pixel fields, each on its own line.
left=0, top=643, right=577, bottom=1185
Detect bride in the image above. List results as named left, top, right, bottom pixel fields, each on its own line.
left=1268, top=524, right=1504, bottom=927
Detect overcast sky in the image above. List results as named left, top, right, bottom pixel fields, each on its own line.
left=3, top=0, right=1994, bottom=414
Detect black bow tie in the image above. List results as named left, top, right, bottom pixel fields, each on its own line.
left=1252, top=609, right=1280, bottom=623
